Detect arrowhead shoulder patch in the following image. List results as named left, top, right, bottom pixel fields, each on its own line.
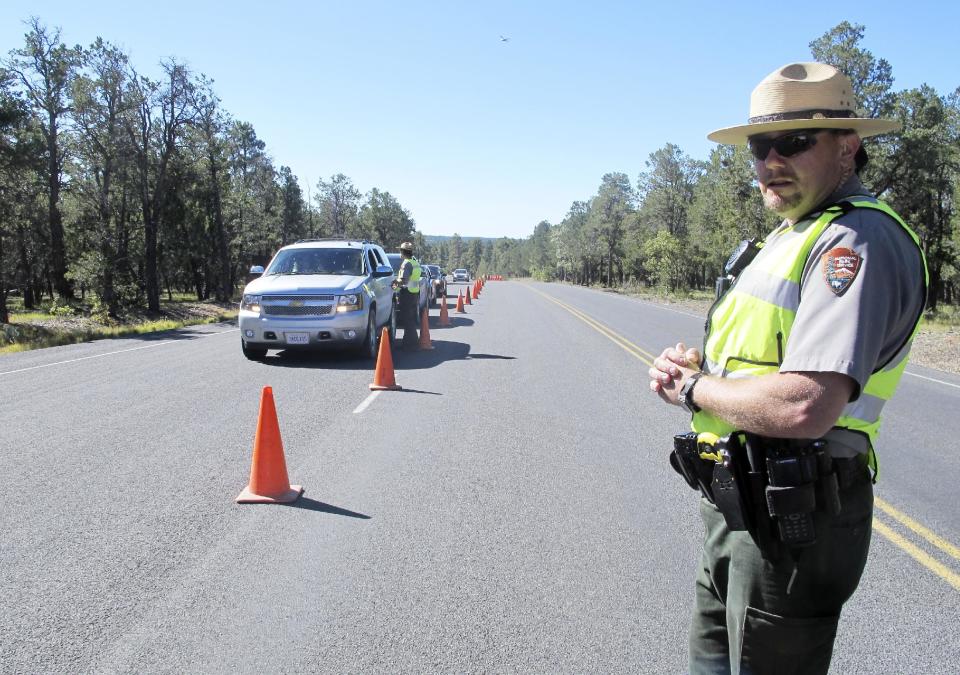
left=822, top=247, right=862, bottom=296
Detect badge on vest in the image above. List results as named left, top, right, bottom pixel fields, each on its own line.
left=822, top=247, right=862, bottom=296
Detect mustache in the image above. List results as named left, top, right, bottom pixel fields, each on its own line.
left=760, top=171, right=795, bottom=184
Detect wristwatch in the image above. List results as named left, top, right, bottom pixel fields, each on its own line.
left=678, top=372, right=703, bottom=414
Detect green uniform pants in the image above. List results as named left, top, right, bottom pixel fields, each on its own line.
left=688, top=475, right=873, bottom=674
left=398, top=291, right=419, bottom=349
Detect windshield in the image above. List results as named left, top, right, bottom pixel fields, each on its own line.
left=265, top=248, right=364, bottom=276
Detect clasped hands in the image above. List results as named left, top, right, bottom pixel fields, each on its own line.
left=649, top=342, right=702, bottom=407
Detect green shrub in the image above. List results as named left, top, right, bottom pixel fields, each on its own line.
left=1, top=324, right=21, bottom=345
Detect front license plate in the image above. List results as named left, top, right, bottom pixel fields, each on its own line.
left=285, top=332, right=310, bottom=345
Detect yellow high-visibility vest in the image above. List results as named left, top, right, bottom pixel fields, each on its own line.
left=401, top=257, right=421, bottom=293
left=693, top=198, right=928, bottom=472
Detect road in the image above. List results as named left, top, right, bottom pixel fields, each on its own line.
left=2, top=280, right=958, bottom=673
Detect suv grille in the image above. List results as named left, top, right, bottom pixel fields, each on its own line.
left=266, top=295, right=335, bottom=302
left=265, top=305, right=333, bottom=316
left=261, top=294, right=336, bottom=317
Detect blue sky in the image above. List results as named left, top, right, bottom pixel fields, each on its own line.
left=2, top=1, right=956, bottom=239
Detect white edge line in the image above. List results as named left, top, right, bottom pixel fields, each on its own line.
left=531, top=284, right=959, bottom=386
left=353, top=390, right=380, bottom=414
left=632, top=298, right=703, bottom=319
left=903, top=370, right=960, bottom=389
left=0, top=328, right=239, bottom=376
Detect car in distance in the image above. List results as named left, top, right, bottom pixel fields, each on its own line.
left=386, top=253, right=430, bottom=315
left=420, top=264, right=438, bottom=307
left=452, top=268, right=470, bottom=283
left=239, top=239, right=396, bottom=361
left=425, top=264, right=446, bottom=301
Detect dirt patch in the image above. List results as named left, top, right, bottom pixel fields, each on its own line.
left=3, top=300, right=237, bottom=351
left=911, top=327, right=960, bottom=374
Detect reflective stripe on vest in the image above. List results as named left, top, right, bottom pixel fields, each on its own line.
left=401, top=258, right=421, bottom=293
left=693, top=198, right=928, bottom=463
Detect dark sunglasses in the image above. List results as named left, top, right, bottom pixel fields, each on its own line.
left=748, top=130, right=823, bottom=161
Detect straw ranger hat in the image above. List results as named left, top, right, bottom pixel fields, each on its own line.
left=399, top=241, right=414, bottom=253
left=708, top=62, right=901, bottom=145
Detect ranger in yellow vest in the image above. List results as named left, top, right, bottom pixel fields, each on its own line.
left=648, top=63, right=927, bottom=674
left=393, top=241, right=422, bottom=350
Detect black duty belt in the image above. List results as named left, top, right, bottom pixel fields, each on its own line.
left=670, top=431, right=872, bottom=552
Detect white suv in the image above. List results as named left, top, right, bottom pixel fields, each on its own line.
left=239, top=240, right=396, bottom=360
left=452, top=268, right=470, bottom=283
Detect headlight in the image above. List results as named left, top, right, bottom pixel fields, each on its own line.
left=241, top=294, right=262, bottom=312
left=337, top=294, right=362, bottom=312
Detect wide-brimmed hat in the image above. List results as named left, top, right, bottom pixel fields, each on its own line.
left=399, top=241, right=414, bottom=253
left=708, top=62, right=901, bottom=145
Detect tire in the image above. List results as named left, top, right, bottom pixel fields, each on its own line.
left=357, top=310, right=377, bottom=359
left=242, top=340, right=267, bottom=361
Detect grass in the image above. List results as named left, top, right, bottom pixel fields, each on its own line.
left=921, top=304, right=960, bottom=329
left=1, top=295, right=238, bottom=355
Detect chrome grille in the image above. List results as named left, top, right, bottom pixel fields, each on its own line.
left=265, top=294, right=335, bottom=302
left=264, top=305, right=333, bottom=316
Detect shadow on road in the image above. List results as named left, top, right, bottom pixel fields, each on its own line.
left=262, top=349, right=379, bottom=370
left=286, top=496, right=371, bottom=519
left=429, top=316, right=474, bottom=328
left=391, top=340, right=515, bottom=370
left=101, top=320, right=237, bottom=342
left=257, top=339, right=515, bottom=371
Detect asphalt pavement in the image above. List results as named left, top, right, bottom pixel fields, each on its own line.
left=1, top=279, right=957, bottom=673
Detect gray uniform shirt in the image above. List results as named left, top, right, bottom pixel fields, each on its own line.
left=769, top=176, right=925, bottom=453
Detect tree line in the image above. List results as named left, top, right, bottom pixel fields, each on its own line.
left=497, top=23, right=959, bottom=312
left=0, top=18, right=433, bottom=323
left=1, top=21, right=956, bottom=324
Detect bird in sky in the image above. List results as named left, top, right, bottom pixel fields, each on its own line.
left=499, top=35, right=510, bottom=42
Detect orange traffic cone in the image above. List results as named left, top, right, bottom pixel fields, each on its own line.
left=438, top=294, right=451, bottom=326
left=474, top=280, right=481, bottom=297
left=455, top=290, right=466, bottom=313
left=465, top=286, right=472, bottom=305
left=369, top=326, right=401, bottom=390
left=236, top=386, right=304, bottom=504
left=418, top=309, right=434, bottom=350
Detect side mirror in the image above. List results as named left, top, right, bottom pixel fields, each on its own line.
left=374, top=264, right=394, bottom=278
left=249, top=265, right=265, bottom=276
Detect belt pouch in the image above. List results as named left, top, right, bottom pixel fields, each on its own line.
left=712, top=463, right=749, bottom=530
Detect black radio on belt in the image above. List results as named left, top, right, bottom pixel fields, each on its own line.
left=764, top=441, right=826, bottom=547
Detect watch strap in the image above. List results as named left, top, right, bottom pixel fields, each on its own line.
left=679, top=372, right=703, bottom=414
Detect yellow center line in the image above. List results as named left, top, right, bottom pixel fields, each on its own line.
left=873, top=520, right=960, bottom=591
left=527, top=283, right=960, bottom=591
left=526, top=286, right=656, bottom=366
left=875, top=497, right=960, bottom=562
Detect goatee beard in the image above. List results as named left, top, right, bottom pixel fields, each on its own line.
left=763, top=190, right=801, bottom=215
